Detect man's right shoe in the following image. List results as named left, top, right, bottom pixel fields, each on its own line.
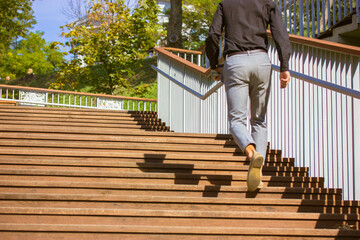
left=247, top=152, right=264, bottom=192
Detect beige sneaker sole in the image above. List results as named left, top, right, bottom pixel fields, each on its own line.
left=247, top=152, right=264, bottom=192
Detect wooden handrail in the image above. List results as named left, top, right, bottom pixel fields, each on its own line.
left=196, top=31, right=360, bottom=56
left=154, top=47, right=211, bottom=76
left=0, top=84, right=157, bottom=102
left=274, top=31, right=360, bottom=57
left=163, top=47, right=202, bottom=55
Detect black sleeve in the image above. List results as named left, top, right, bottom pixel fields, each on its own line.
left=205, top=3, right=223, bottom=69
left=269, top=2, right=291, bottom=72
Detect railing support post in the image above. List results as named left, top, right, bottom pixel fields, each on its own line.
left=353, top=58, right=360, bottom=200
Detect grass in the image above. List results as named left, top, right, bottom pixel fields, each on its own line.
left=2, top=72, right=57, bottom=89
left=113, top=57, right=157, bottom=99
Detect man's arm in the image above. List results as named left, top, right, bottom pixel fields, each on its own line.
left=269, top=2, right=291, bottom=73
left=205, top=3, right=224, bottom=70
left=268, top=2, right=291, bottom=88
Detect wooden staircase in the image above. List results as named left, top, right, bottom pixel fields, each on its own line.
left=0, top=105, right=359, bottom=239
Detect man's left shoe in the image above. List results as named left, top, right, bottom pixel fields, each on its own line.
left=247, top=152, right=264, bottom=192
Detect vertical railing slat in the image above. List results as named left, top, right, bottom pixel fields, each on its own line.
left=316, top=0, right=320, bottom=36
left=300, top=0, right=304, bottom=36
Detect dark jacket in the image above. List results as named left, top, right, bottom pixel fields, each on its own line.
left=205, top=0, right=291, bottom=72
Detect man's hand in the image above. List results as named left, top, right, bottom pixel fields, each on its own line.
left=280, top=71, right=290, bottom=89
left=211, top=67, right=223, bottom=81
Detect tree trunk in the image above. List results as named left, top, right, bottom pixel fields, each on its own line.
left=167, top=0, right=182, bottom=48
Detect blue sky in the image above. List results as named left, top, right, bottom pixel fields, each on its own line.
left=32, top=0, right=138, bottom=45
left=32, top=0, right=74, bottom=44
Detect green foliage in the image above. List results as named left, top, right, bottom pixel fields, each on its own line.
left=55, top=0, right=161, bottom=95
left=0, top=31, right=65, bottom=80
left=0, top=0, right=36, bottom=52
left=113, top=57, right=157, bottom=99
left=182, top=0, right=221, bottom=49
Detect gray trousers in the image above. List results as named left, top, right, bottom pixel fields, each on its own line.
left=223, top=51, right=272, bottom=157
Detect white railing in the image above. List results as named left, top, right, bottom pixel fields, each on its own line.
left=0, top=84, right=157, bottom=112
left=275, top=0, right=360, bottom=38
left=268, top=34, right=360, bottom=201
left=162, top=47, right=204, bottom=66
left=155, top=47, right=229, bottom=134
left=154, top=35, right=360, bottom=200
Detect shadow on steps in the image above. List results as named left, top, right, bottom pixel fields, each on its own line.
left=137, top=153, right=233, bottom=198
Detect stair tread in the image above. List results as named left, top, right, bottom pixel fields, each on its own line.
left=0, top=155, right=293, bottom=164
left=0, top=124, right=244, bottom=140
left=0, top=223, right=359, bottom=236
left=0, top=105, right=155, bottom=115
left=0, top=180, right=340, bottom=193
left=0, top=131, right=237, bottom=146
left=0, top=161, right=307, bottom=173
left=0, top=120, right=165, bottom=129
left=0, top=157, right=306, bottom=171
left=0, top=115, right=162, bottom=123
left=0, top=193, right=354, bottom=206
left=0, top=207, right=358, bottom=220
left=0, top=138, right=243, bottom=153
left=0, top=105, right=358, bottom=237
left=0, top=168, right=313, bottom=180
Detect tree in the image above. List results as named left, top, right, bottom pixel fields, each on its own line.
left=0, top=31, right=65, bottom=80
left=56, top=0, right=160, bottom=95
left=182, top=0, right=220, bottom=49
left=62, top=0, right=89, bottom=21
left=167, top=0, right=183, bottom=48
left=0, top=0, right=36, bottom=52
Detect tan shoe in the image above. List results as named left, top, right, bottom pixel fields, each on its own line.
left=247, top=152, right=264, bottom=192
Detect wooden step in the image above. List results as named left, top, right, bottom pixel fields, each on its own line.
left=0, top=157, right=304, bottom=178
left=0, top=207, right=358, bottom=229
left=0, top=147, right=283, bottom=164
left=0, top=105, right=159, bottom=116
left=0, top=105, right=359, bottom=239
left=0, top=159, right=300, bottom=173
left=0, top=100, right=16, bottom=106
left=0, top=131, right=238, bottom=147
left=0, top=154, right=295, bottom=168
left=0, top=115, right=166, bottom=126
left=1, top=193, right=357, bottom=213
left=0, top=224, right=359, bottom=239
left=0, top=124, right=271, bottom=145
left=0, top=138, right=244, bottom=154
left=0, top=119, right=171, bottom=130
left=0, top=181, right=341, bottom=200
left=0, top=174, right=324, bottom=188
left=0, top=166, right=313, bottom=186
left=0, top=112, right=163, bottom=121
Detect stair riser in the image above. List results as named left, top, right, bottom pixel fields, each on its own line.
left=0, top=215, right=357, bottom=229
left=0, top=133, right=237, bottom=147
left=0, top=175, right=323, bottom=188
left=1, top=200, right=357, bottom=214
left=0, top=154, right=291, bottom=167
left=0, top=187, right=342, bottom=200
left=0, top=165, right=309, bottom=177
left=0, top=140, right=244, bottom=154
left=0, top=116, right=165, bottom=124
left=0, top=108, right=159, bottom=116
left=2, top=232, right=359, bottom=240
left=0, top=107, right=158, bottom=115
left=0, top=157, right=294, bottom=168
left=0, top=122, right=170, bottom=131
